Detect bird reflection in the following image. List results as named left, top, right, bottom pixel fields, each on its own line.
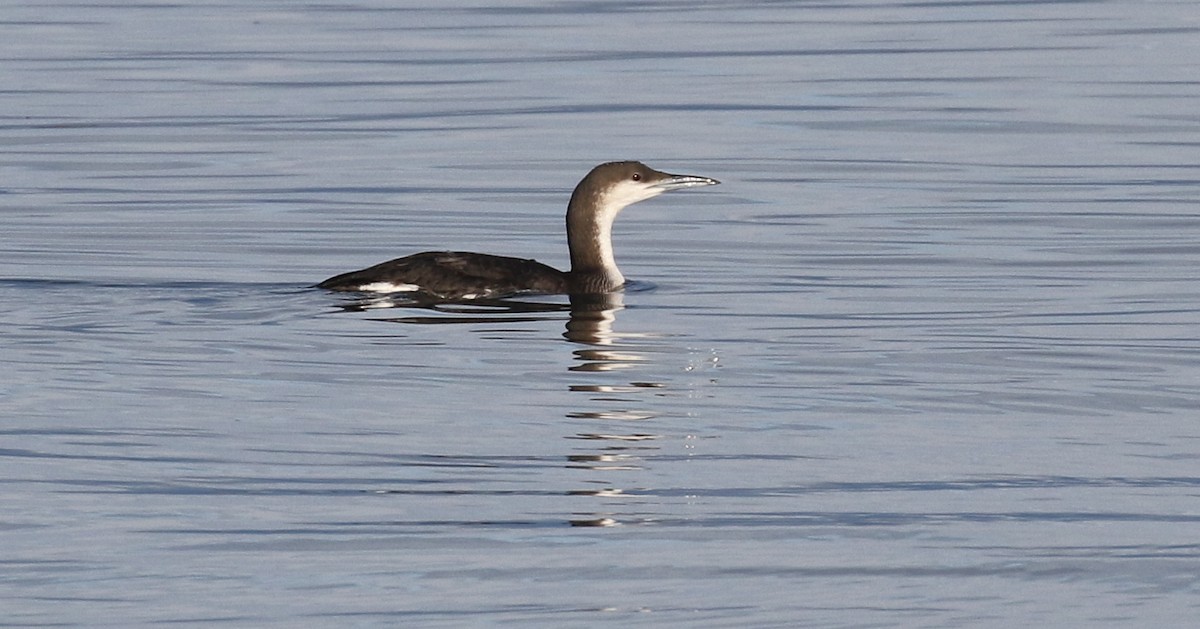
left=562, top=291, right=668, bottom=527
left=335, top=293, right=570, bottom=322
left=324, top=288, right=671, bottom=527
left=563, top=292, right=623, bottom=344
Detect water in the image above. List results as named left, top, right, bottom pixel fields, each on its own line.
left=4, top=0, right=1199, bottom=626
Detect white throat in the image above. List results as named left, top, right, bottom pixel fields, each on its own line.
left=593, top=215, right=623, bottom=286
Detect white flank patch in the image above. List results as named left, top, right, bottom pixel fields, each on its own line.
left=357, top=282, right=421, bottom=294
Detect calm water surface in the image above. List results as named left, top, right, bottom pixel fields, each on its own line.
left=3, top=0, right=1199, bottom=626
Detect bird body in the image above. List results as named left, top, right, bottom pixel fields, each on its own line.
left=318, top=251, right=566, bottom=300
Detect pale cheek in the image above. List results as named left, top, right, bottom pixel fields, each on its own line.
left=602, top=186, right=661, bottom=211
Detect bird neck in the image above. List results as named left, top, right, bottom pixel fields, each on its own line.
left=566, top=189, right=625, bottom=292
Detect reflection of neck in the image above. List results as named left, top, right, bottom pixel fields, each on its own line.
left=564, top=292, right=624, bottom=345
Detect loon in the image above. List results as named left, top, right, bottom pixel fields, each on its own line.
left=317, top=161, right=719, bottom=299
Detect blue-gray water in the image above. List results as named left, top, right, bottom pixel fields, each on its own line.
left=4, top=1, right=1199, bottom=626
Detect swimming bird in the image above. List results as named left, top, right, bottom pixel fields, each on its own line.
left=317, top=161, right=719, bottom=299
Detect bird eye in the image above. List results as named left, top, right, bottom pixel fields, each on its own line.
left=632, top=172, right=641, bottom=181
